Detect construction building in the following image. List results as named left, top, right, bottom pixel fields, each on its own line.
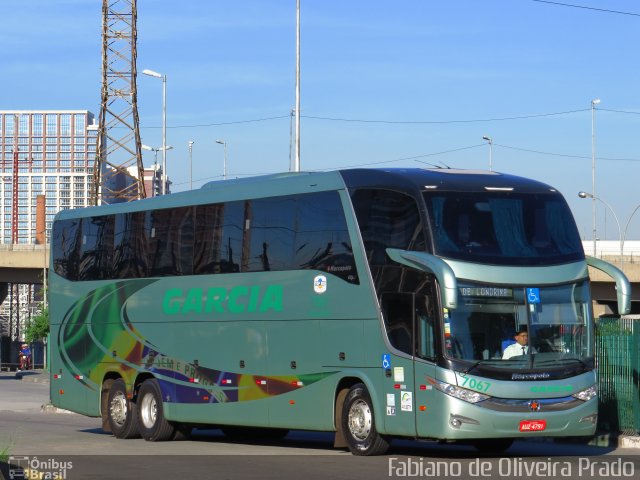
left=0, top=109, right=167, bottom=344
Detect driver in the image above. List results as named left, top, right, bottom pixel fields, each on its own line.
left=502, top=326, right=534, bottom=359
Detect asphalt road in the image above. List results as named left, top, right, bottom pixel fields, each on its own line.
left=1, top=371, right=638, bottom=480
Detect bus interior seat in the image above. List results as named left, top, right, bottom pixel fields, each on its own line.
left=501, top=339, right=516, bottom=352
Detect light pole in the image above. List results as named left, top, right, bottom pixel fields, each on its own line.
left=188, top=140, right=194, bottom=190
left=482, top=136, right=493, bottom=171
left=143, top=69, right=168, bottom=194
left=216, top=140, right=227, bottom=180
left=294, top=0, right=301, bottom=172
left=623, top=204, right=640, bottom=254
left=590, top=98, right=601, bottom=256
left=579, top=191, right=621, bottom=258
left=142, top=144, right=173, bottom=195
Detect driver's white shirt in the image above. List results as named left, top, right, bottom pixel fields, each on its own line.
left=502, top=342, right=529, bottom=359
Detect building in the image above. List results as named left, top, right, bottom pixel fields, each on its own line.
left=141, top=163, right=169, bottom=198
left=0, top=110, right=172, bottom=343
left=0, top=110, right=98, bottom=244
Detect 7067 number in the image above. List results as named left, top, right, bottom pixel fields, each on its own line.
left=460, top=376, right=491, bottom=393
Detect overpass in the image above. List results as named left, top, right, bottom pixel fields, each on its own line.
left=0, top=244, right=49, bottom=284
left=0, top=242, right=638, bottom=315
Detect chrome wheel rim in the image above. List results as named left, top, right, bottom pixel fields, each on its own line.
left=140, top=392, right=157, bottom=429
left=110, top=391, right=128, bottom=426
left=348, top=399, right=372, bottom=441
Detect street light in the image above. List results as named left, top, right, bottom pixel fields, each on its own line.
left=142, top=144, right=173, bottom=195
left=141, top=144, right=173, bottom=164
left=590, top=98, right=601, bottom=256
left=294, top=0, right=301, bottom=172
left=482, top=136, right=493, bottom=171
left=143, top=68, right=168, bottom=194
left=188, top=140, right=194, bottom=190
left=623, top=205, right=640, bottom=253
left=578, top=191, right=621, bottom=258
left=216, top=139, right=227, bottom=180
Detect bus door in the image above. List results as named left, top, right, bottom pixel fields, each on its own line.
left=380, top=292, right=418, bottom=436
left=412, top=291, right=439, bottom=438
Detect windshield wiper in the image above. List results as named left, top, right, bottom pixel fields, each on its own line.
left=535, top=357, right=589, bottom=368
left=461, top=360, right=484, bottom=375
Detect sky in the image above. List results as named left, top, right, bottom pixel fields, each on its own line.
left=1, top=0, right=640, bottom=240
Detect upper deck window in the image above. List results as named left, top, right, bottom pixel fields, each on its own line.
left=423, top=191, right=583, bottom=266
left=51, top=190, right=358, bottom=283
left=352, top=189, right=426, bottom=266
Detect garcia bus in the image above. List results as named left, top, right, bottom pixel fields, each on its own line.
left=49, top=168, right=630, bottom=455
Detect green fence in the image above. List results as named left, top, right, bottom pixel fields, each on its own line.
left=596, top=316, right=640, bottom=435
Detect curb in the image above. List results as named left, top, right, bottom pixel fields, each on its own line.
left=16, top=371, right=49, bottom=384
left=617, top=435, right=640, bottom=449
left=41, top=403, right=75, bottom=414
left=586, top=432, right=640, bottom=449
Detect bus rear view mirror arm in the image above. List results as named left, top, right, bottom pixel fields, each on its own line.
left=386, top=248, right=458, bottom=309
left=585, top=256, right=632, bottom=315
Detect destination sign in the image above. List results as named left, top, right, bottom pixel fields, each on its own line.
left=459, top=287, right=513, bottom=298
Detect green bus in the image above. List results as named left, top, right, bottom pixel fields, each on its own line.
left=49, top=168, right=630, bottom=455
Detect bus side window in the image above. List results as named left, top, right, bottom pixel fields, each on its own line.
left=52, top=218, right=82, bottom=281
left=381, top=293, right=414, bottom=355
left=416, top=295, right=436, bottom=361
left=78, top=215, right=114, bottom=281
left=148, top=206, right=194, bottom=276
left=114, top=211, right=148, bottom=279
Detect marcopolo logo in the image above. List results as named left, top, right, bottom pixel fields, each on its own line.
left=162, top=285, right=283, bottom=315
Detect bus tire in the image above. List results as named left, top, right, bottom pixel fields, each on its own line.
left=107, top=378, right=140, bottom=439
left=341, top=383, right=390, bottom=456
left=137, top=378, right=176, bottom=441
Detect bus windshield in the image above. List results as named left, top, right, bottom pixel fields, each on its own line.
left=443, top=281, right=593, bottom=370
left=423, top=191, right=583, bottom=266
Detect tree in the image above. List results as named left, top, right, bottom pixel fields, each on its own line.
left=25, top=306, right=49, bottom=344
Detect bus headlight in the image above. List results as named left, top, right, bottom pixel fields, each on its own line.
left=431, top=379, right=489, bottom=404
left=572, top=385, right=597, bottom=402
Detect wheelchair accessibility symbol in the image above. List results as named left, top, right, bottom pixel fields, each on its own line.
left=382, top=354, right=391, bottom=369
left=527, top=288, right=540, bottom=304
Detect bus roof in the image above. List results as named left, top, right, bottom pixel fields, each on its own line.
left=55, top=168, right=558, bottom=221
left=339, top=168, right=558, bottom=194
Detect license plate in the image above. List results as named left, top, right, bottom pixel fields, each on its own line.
left=519, top=420, right=547, bottom=432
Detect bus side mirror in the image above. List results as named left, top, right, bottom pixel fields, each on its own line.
left=386, top=248, right=458, bottom=309
left=585, top=256, right=631, bottom=315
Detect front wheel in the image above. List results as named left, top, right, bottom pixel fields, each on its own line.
left=137, top=378, right=176, bottom=441
left=341, top=383, right=390, bottom=456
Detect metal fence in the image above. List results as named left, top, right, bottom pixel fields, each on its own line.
left=596, top=316, right=640, bottom=435
left=0, top=337, right=45, bottom=371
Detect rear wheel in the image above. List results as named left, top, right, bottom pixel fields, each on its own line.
left=107, top=378, right=140, bottom=439
left=341, top=383, right=390, bottom=456
left=137, top=378, right=176, bottom=441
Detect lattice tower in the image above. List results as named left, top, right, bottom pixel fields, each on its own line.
left=91, top=0, right=146, bottom=205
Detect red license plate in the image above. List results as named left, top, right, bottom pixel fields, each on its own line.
left=519, top=420, right=547, bottom=432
